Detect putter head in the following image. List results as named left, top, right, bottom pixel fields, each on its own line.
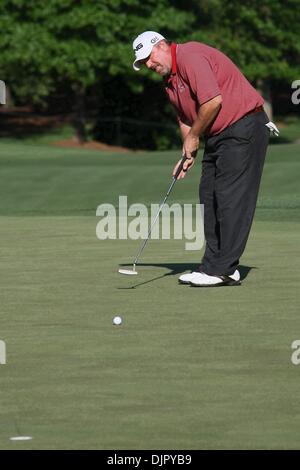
left=118, top=268, right=138, bottom=276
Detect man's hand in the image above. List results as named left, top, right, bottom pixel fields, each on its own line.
left=172, top=132, right=199, bottom=179
left=172, top=154, right=195, bottom=180
left=182, top=132, right=200, bottom=160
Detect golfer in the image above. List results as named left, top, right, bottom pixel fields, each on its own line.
left=132, top=31, right=273, bottom=287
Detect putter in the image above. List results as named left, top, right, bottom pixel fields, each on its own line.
left=118, top=155, right=188, bottom=275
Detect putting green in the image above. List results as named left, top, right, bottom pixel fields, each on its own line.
left=0, top=141, right=299, bottom=449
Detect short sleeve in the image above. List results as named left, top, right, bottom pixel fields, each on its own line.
left=180, top=53, right=221, bottom=105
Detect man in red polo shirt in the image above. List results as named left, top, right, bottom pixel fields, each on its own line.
left=132, top=31, right=271, bottom=287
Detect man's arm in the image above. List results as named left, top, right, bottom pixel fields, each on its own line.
left=183, top=94, right=222, bottom=159
left=174, top=95, right=222, bottom=179
left=172, top=120, right=194, bottom=179
left=178, top=120, right=191, bottom=141
left=191, top=95, right=222, bottom=138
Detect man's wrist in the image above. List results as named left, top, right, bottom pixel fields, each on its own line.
left=189, top=127, right=201, bottom=139
left=184, top=150, right=198, bottom=160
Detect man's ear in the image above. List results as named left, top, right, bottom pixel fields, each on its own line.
left=159, top=40, right=168, bottom=51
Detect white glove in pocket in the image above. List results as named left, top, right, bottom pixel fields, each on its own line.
left=265, top=121, right=280, bottom=136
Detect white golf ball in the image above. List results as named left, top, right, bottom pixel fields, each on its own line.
left=113, top=316, right=122, bottom=325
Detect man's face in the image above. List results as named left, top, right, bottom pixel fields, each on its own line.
left=143, top=41, right=172, bottom=76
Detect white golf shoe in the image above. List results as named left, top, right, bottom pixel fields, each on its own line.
left=179, top=271, right=204, bottom=284
left=179, top=269, right=241, bottom=287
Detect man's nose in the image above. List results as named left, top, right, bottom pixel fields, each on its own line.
left=145, top=58, right=152, bottom=69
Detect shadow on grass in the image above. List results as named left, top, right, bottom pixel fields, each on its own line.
left=118, top=263, right=256, bottom=289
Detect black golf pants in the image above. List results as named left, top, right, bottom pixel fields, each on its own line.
left=199, top=110, right=270, bottom=276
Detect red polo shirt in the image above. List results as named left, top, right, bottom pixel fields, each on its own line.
left=165, top=42, right=264, bottom=136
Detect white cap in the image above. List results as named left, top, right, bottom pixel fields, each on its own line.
left=132, top=31, right=165, bottom=71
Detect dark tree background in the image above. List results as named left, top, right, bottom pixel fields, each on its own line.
left=0, top=0, right=299, bottom=149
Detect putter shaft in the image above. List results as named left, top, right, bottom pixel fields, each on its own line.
left=132, top=156, right=187, bottom=267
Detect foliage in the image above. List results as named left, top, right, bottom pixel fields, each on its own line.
left=0, top=0, right=299, bottom=148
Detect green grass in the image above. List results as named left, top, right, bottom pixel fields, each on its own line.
left=0, top=123, right=75, bottom=146
left=0, top=139, right=299, bottom=449
left=275, top=115, right=300, bottom=143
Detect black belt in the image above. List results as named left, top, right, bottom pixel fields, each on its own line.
left=244, top=105, right=264, bottom=118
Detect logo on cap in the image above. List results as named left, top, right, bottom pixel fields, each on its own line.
left=134, top=43, right=143, bottom=52
left=151, top=37, right=159, bottom=44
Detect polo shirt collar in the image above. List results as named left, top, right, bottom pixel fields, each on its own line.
left=164, top=43, right=177, bottom=86
left=170, top=43, right=177, bottom=75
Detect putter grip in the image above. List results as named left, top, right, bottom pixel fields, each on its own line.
left=174, top=155, right=188, bottom=180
